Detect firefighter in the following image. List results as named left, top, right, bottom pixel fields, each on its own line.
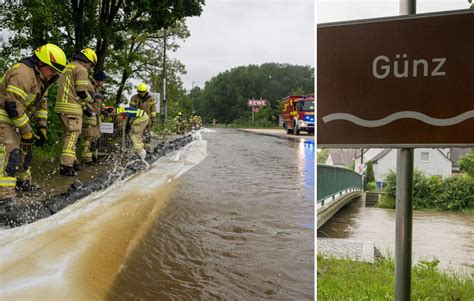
left=116, top=107, right=149, bottom=165
left=55, top=48, right=97, bottom=176
left=0, top=43, right=66, bottom=206
left=175, top=112, right=185, bottom=134
left=129, top=83, right=157, bottom=142
left=82, top=71, right=107, bottom=164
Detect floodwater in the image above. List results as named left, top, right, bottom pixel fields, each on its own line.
left=318, top=200, right=474, bottom=273
left=0, top=128, right=314, bottom=300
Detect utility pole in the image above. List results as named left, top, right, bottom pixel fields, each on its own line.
left=161, top=28, right=167, bottom=128
left=396, top=2, right=416, bottom=300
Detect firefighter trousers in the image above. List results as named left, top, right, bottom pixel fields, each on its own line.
left=82, top=125, right=100, bottom=163
left=59, top=114, right=82, bottom=167
left=129, top=118, right=148, bottom=154
left=0, top=124, right=20, bottom=200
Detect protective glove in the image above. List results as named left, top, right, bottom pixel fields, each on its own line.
left=21, top=132, right=34, bottom=151
left=34, top=127, right=47, bottom=147
left=83, top=104, right=95, bottom=117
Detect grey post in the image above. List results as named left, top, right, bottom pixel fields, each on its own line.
left=161, top=28, right=167, bottom=127
left=396, top=1, right=415, bottom=300
left=395, top=148, right=414, bottom=300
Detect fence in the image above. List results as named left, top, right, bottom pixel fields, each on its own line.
left=317, top=164, right=363, bottom=204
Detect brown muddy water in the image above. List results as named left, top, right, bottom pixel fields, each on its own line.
left=1, top=128, right=314, bottom=300
left=318, top=200, right=474, bottom=274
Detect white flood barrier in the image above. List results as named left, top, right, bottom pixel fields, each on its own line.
left=0, top=132, right=208, bottom=300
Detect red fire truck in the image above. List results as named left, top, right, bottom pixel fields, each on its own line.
left=280, top=95, right=315, bottom=135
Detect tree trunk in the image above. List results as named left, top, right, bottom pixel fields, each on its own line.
left=72, top=0, right=86, bottom=52
left=115, top=69, right=129, bottom=105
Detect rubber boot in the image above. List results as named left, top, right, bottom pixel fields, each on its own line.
left=16, top=180, right=42, bottom=192
left=60, top=165, right=78, bottom=177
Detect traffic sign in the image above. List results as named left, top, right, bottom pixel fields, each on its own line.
left=317, top=10, right=474, bottom=147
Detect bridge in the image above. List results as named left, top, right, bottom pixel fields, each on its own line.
left=317, top=164, right=363, bottom=229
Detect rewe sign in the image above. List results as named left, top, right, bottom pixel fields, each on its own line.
left=247, top=99, right=269, bottom=107
left=317, top=10, right=474, bottom=147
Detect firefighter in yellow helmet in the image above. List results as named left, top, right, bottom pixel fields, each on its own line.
left=116, top=106, right=149, bottom=167
left=129, top=83, right=157, bottom=141
left=55, top=47, right=97, bottom=176
left=82, top=71, right=107, bottom=164
left=0, top=43, right=66, bottom=207
left=175, top=112, right=185, bottom=134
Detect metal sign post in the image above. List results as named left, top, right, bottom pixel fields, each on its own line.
left=395, top=2, right=415, bottom=300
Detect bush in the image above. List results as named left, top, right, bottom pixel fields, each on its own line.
left=379, top=170, right=474, bottom=211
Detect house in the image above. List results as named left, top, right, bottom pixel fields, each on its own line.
left=356, top=148, right=452, bottom=183
left=325, top=149, right=358, bottom=168
left=448, top=148, right=471, bottom=174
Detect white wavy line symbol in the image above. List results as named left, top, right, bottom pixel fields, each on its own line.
left=322, top=110, right=474, bottom=127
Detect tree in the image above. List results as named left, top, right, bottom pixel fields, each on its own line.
left=365, top=161, right=375, bottom=182
left=190, top=63, right=314, bottom=123
left=317, top=149, right=329, bottom=164
left=1, top=0, right=204, bottom=72
left=459, top=148, right=474, bottom=177
left=105, top=21, right=190, bottom=104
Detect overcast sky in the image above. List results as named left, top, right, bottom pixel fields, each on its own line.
left=317, top=0, right=470, bottom=23
left=174, top=0, right=314, bottom=90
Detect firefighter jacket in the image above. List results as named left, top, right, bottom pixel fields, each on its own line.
left=82, top=80, right=104, bottom=126
left=0, top=57, right=50, bottom=134
left=116, top=107, right=149, bottom=130
left=55, top=60, right=91, bottom=116
left=130, top=93, right=157, bottom=120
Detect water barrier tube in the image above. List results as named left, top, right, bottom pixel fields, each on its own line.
left=0, top=135, right=194, bottom=228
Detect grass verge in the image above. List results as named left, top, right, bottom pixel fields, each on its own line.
left=317, top=255, right=474, bottom=300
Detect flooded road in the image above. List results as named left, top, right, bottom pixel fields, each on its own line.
left=318, top=201, right=474, bottom=273
left=1, top=128, right=314, bottom=300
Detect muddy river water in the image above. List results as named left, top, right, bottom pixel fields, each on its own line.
left=0, top=129, right=314, bottom=300
left=318, top=200, right=474, bottom=274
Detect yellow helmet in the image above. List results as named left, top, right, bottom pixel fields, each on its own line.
left=137, top=83, right=148, bottom=93
left=80, top=48, right=97, bottom=65
left=34, top=43, right=67, bottom=74
left=178, top=112, right=182, bottom=116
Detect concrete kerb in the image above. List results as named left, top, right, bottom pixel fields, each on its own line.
left=0, top=134, right=195, bottom=228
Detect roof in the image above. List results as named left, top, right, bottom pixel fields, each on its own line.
left=450, top=148, right=471, bottom=168
left=370, top=149, right=392, bottom=163
left=327, top=149, right=357, bottom=167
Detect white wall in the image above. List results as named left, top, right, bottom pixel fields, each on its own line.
left=373, top=149, right=452, bottom=183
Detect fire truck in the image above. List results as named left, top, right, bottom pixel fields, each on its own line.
left=280, top=95, right=315, bottom=135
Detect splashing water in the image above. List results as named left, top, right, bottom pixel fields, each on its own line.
left=0, top=134, right=208, bottom=300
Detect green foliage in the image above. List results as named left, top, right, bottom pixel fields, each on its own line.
left=366, top=181, right=377, bottom=191
left=189, top=63, right=314, bottom=124
left=317, top=149, right=329, bottom=164
left=318, top=255, right=474, bottom=300
left=365, top=161, right=375, bottom=182
left=459, top=148, right=474, bottom=177
left=379, top=170, right=474, bottom=211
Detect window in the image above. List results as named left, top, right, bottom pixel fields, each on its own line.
left=421, top=152, right=430, bottom=162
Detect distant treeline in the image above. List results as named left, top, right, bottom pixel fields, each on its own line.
left=188, top=63, right=314, bottom=125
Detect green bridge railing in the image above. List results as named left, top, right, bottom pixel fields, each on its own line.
left=317, top=164, right=363, bottom=204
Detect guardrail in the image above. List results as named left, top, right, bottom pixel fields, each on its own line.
left=317, top=164, right=363, bottom=204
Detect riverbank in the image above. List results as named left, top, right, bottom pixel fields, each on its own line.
left=317, top=255, right=474, bottom=300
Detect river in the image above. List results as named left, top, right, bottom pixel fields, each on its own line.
left=318, top=200, right=474, bottom=274
left=0, top=128, right=314, bottom=300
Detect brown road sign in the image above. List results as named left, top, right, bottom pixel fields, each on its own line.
left=317, top=10, right=474, bottom=147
